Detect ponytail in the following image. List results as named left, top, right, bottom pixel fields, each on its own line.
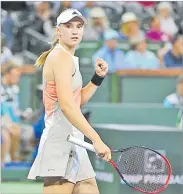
left=35, top=37, right=59, bottom=67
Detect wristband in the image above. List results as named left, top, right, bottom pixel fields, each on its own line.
left=91, top=72, right=104, bottom=86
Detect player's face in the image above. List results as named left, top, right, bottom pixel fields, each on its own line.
left=57, top=17, right=84, bottom=47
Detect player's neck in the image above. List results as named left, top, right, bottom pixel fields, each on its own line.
left=58, top=41, right=75, bottom=56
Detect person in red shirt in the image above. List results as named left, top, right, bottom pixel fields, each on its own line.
left=146, top=16, right=171, bottom=42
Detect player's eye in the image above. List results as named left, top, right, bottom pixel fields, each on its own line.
left=77, top=25, right=83, bottom=29
left=65, top=24, right=71, bottom=28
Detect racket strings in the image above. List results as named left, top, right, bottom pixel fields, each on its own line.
left=116, top=147, right=170, bottom=193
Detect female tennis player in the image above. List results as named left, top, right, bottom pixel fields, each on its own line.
left=28, top=9, right=111, bottom=194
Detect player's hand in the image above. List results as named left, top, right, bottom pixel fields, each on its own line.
left=95, top=58, right=108, bottom=77
left=92, top=139, right=111, bottom=161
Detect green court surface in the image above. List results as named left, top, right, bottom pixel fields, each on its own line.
left=1, top=182, right=43, bottom=194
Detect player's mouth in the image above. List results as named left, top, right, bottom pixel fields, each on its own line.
left=71, top=37, right=79, bottom=40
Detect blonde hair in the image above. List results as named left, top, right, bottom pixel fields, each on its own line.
left=35, top=37, right=59, bottom=67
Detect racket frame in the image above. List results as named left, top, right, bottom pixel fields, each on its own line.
left=110, top=147, right=172, bottom=194
left=67, top=135, right=172, bottom=194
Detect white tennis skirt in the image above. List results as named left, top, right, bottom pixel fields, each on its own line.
left=27, top=128, right=96, bottom=184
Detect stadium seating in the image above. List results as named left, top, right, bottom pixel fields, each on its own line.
left=85, top=103, right=179, bottom=127
left=22, top=28, right=50, bottom=55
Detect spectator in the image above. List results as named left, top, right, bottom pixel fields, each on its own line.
left=1, top=1, right=28, bottom=11
left=79, top=1, right=96, bottom=19
left=30, top=2, right=55, bottom=40
left=157, top=2, right=178, bottom=37
left=119, top=12, right=144, bottom=41
left=1, top=129, right=11, bottom=166
left=83, top=7, right=111, bottom=41
left=1, top=34, right=13, bottom=66
left=1, top=65, right=39, bottom=161
left=1, top=65, right=21, bottom=127
left=163, top=35, right=183, bottom=68
left=1, top=103, right=21, bottom=163
left=55, top=1, right=72, bottom=15
left=1, top=113, right=12, bottom=166
left=164, top=75, right=183, bottom=108
left=71, top=1, right=86, bottom=13
left=95, top=1, right=124, bottom=14
left=1, top=12, right=14, bottom=49
left=52, top=1, right=86, bottom=18
left=138, top=1, right=156, bottom=8
left=124, top=32, right=160, bottom=69
left=146, top=16, right=171, bottom=42
left=92, top=29, right=125, bottom=73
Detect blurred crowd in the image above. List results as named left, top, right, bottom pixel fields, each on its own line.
left=1, top=1, right=183, bottom=165
left=1, top=64, right=44, bottom=165
left=1, top=1, right=183, bottom=69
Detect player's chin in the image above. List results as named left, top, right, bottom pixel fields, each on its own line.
left=69, top=39, right=81, bottom=46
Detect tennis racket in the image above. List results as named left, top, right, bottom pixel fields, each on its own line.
left=67, top=135, right=172, bottom=194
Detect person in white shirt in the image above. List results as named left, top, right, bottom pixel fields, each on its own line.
left=164, top=75, right=183, bottom=108
left=157, top=2, right=178, bottom=37
left=124, top=32, right=160, bottom=69
left=83, top=7, right=111, bottom=41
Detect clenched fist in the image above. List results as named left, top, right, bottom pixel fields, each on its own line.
left=95, top=58, right=108, bottom=77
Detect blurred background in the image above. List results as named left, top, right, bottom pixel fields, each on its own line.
left=1, top=1, right=183, bottom=194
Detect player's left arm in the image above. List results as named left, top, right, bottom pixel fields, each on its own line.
left=80, top=58, right=108, bottom=107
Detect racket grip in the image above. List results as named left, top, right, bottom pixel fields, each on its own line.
left=67, top=135, right=96, bottom=153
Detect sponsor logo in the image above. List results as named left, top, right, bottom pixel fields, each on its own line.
left=94, top=149, right=183, bottom=185
left=95, top=171, right=183, bottom=185
left=120, top=175, right=183, bottom=185
left=144, top=150, right=166, bottom=173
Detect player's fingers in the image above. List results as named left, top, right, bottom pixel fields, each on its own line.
left=97, top=59, right=106, bottom=66
left=98, top=62, right=107, bottom=71
left=99, top=151, right=110, bottom=161
left=101, top=62, right=108, bottom=69
left=98, top=153, right=105, bottom=158
left=97, top=58, right=104, bottom=61
left=105, top=149, right=111, bottom=161
left=102, top=65, right=107, bottom=70
left=102, top=154, right=108, bottom=161
left=96, top=66, right=102, bottom=72
left=96, top=58, right=103, bottom=64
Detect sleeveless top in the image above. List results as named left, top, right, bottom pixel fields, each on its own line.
left=38, top=44, right=83, bottom=153
left=27, top=44, right=96, bottom=181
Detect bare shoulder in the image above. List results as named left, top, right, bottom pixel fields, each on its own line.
left=46, top=48, right=73, bottom=69
left=43, top=48, right=73, bottom=80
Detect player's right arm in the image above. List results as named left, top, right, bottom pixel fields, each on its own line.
left=47, top=50, right=111, bottom=161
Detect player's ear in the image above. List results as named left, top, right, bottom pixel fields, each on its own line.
left=56, top=27, right=62, bottom=38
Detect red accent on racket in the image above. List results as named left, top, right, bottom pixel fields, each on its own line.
left=67, top=135, right=172, bottom=194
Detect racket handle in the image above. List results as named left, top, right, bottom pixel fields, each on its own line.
left=67, top=135, right=96, bottom=153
